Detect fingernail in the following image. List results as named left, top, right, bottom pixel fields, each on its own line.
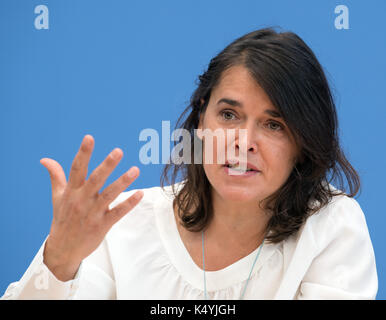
left=83, top=135, right=91, bottom=143
left=134, top=191, right=143, bottom=200
left=127, top=167, right=137, bottom=179
left=111, top=148, right=122, bottom=160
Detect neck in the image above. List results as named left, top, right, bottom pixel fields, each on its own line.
left=204, top=188, right=270, bottom=254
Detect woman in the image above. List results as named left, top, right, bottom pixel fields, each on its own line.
left=1, top=27, right=378, bottom=299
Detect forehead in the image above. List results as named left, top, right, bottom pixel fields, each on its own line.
left=211, top=65, right=276, bottom=111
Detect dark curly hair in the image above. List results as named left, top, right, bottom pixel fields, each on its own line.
left=160, top=26, right=360, bottom=244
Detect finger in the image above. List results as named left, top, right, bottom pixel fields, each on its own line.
left=82, top=147, right=123, bottom=196
left=68, top=135, right=94, bottom=189
left=97, top=166, right=140, bottom=207
left=104, top=190, right=144, bottom=228
left=40, top=158, right=67, bottom=199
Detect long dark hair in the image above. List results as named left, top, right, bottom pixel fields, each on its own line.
left=160, top=27, right=360, bottom=244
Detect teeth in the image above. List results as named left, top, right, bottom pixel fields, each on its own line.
left=231, top=167, right=245, bottom=171
left=227, top=164, right=252, bottom=171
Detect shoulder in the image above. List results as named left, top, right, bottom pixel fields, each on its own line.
left=290, top=185, right=378, bottom=299
left=105, top=184, right=161, bottom=236
left=108, top=180, right=185, bottom=209
left=108, top=184, right=170, bottom=212
left=106, top=180, right=185, bottom=231
left=303, top=184, right=370, bottom=253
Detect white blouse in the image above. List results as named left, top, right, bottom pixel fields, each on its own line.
left=1, top=181, right=378, bottom=300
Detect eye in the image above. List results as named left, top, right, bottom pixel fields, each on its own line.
left=220, top=110, right=237, bottom=121
left=266, top=120, right=284, bottom=131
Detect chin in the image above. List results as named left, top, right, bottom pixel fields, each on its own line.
left=215, top=185, right=261, bottom=203
left=204, top=167, right=268, bottom=203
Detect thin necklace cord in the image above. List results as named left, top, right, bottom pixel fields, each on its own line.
left=201, top=230, right=265, bottom=300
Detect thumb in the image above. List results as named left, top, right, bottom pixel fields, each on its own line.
left=40, top=158, right=67, bottom=198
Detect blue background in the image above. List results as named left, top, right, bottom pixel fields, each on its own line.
left=1, top=0, right=385, bottom=299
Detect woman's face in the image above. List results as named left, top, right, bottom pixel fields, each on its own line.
left=197, top=65, right=300, bottom=205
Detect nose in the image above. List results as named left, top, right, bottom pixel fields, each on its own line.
left=234, top=127, right=258, bottom=155
left=236, top=140, right=257, bottom=153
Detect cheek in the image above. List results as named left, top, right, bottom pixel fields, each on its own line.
left=201, top=129, right=228, bottom=165
left=202, top=163, right=222, bottom=192
left=265, top=143, right=297, bottom=177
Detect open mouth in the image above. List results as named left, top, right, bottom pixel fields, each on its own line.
left=224, top=163, right=256, bottom=172
left=223, top=162, right=260, bottom=175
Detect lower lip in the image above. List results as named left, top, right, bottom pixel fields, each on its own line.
left=223, top=166, right=260, bottom=177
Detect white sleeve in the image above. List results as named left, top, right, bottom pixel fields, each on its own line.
left=296, top=197, right=378, bottom=300
left=0, top=235, right=116, bottom=300
left=1, top=235, right=80, bottom=300
left=0, top=190, right=139, bottom=300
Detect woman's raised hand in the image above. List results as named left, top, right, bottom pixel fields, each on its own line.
left=39, top=135, right=143, bottom=281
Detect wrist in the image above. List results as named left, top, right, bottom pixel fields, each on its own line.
left=43, top=239, right=81, bottom=282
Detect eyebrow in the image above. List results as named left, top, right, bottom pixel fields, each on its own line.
left=217, top=97, right=283, bottom=118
